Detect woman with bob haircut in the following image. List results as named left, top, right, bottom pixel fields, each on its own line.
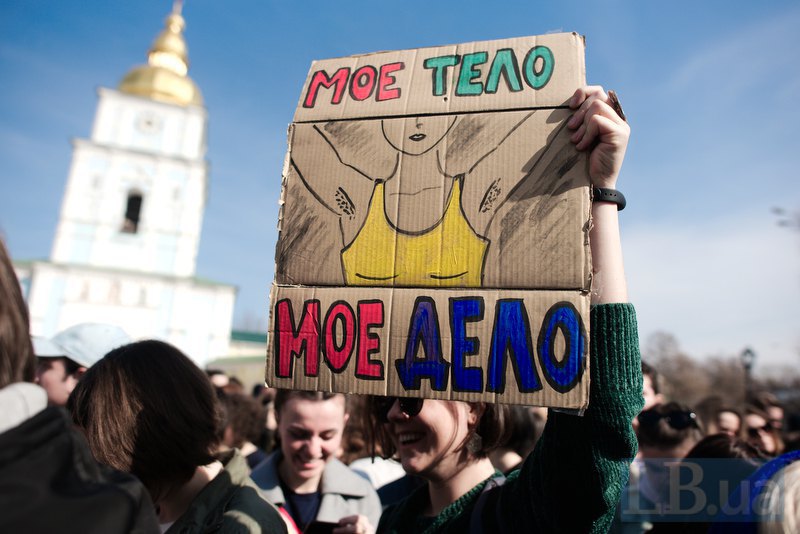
left=69, top=340, right=288, bottom=534
left=367, top=86, right=643, bottom=534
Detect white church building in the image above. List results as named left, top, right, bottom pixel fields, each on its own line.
left=15, top=6, right=236, bottom=366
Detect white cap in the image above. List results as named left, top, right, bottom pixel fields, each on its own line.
left=50, top=323, right=132, bottom=368
left=31, top=336, right=65, bottom=358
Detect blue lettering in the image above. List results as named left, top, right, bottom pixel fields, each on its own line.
left=487, top=300, right=542, bottom=393
left=450, top=297, right=484, bottom=392
left=538, top=302, right=586, bottom=392
left=396, top=297, right=449, bottom=390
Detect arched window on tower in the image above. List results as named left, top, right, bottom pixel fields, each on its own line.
left=121, top=191, right=143, bottom=233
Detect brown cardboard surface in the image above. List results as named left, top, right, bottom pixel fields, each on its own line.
left=268, top=285, right=589, bottom=408
left=268, top=33, right=591, bottom=408
left=294, top=32, right=586, bottom=121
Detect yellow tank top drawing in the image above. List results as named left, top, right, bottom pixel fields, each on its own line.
left=341, top=178, right=488, bottom=287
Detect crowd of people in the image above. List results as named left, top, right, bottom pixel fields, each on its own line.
left=1, top=86, right=797, bottom=534
left=611, top=363, right=800, bottom=533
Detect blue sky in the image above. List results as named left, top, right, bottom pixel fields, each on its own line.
left=1, top=1, right=798, bottom=370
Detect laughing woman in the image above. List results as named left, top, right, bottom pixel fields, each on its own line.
left=370, top=86, right=643, bottom=534
left=250, top=390, right=382, bottom=534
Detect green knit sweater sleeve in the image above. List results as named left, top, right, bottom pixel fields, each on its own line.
left=494, top=303, right=644, bottom=533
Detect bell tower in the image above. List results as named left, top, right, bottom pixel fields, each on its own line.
left=51, top=3, right=207, bottom=278
left=22, top=3, right=235, bottom=365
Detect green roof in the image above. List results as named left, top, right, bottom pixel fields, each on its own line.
left=207, top=354, right=266, bottom=366
left=231, top=330, right=267, bottom=343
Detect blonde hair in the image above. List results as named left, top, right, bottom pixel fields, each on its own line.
left=758, top=460, right=800, bottom=534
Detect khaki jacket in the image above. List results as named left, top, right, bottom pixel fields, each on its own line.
left=250, top=451, right=382, bottom=529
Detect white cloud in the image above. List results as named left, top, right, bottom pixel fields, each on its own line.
left=625, top=209, right=800, bottom=369
left=665, top=7, right=800, bottom=105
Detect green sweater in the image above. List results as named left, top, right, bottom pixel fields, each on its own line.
left=378, top=303, right=644, bottom=534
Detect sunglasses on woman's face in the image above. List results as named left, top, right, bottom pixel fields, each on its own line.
left=747, top=421, right=773, bottom=438
left=637, top=409, right=698, bottom=430
left=375, top=397, right=424, bottom=422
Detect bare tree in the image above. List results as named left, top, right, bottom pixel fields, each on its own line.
left=704, top=356, right=746, bottom=405
left=643, top=331, right=710, bottom=407
left=773, top=207, right=800, bottom=363
left=772, top=206, right=800, bottom=232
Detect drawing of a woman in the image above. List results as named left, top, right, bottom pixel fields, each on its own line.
left=287, top=108, right=580, bottom=288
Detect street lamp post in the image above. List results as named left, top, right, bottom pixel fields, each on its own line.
left=740, top=347, right=756, bottom=402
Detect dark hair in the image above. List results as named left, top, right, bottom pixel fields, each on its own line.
left=685, top=433, right=768, bottom=462
left=62, top=356, right=83, bottom=376
left=273, top=389, right=343, bottom=417
left=744, top=404, right=784, bottom=456
left=472, top=403, right=510, bottom=457
left=713, top=405, right=743, bottom=438
left=366, top=397, right=510, bottom=460
left=751, top=391, right=782, bottom=411
left=641, top=360, right=660, bottom=395
left=340, top=395, right=370, bottom=465
left=745, top=404, right=771, bottom=419
left=0, top=238, right=35, bottom=388
left=219, top=393, right=267, bottom=447
left=228, top=376, right=244, bottom=388
left=694, top=395, right=725, bottom=433
left=678, top=434, right=769, bottom=534
left=69, top=340, right=220, bottom=502
left=271, top=389, right=346, bottom=453
left=637, top=401, right=704, bottom=449
left=503, top=406, right=541, bottom=457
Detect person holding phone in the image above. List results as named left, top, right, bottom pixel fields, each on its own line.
left=251, top=390, right=382, bottom=534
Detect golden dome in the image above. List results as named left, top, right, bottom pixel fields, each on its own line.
left=118, top=6, right=202, bottom=106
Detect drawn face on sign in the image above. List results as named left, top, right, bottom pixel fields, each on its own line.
left=381, top=115, right=457, bottom=156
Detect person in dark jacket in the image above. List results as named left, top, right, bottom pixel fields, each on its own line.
left=69, top=339, right=288, bottom=534
left=0, top=237, right=159, bottom=533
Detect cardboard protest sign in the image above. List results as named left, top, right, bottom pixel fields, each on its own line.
left=267, top=32, right=592, bottom=408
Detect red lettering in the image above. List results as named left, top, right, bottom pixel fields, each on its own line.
left=356, top=301, right=385, bottom=379
left=275, top=299, right=320, bottom=377
left=349, top=66, right=377, bottom=101
left=377, top=62, right=404, bottom=101
left=323, top=302, right=356, bottom=371
left=303, top=68, right=350, bottom=108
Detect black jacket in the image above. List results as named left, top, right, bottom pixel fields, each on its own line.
left=0, top=406, right=159, bottom=533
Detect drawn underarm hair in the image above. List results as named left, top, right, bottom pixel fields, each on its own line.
left=479, top=179, right=501, bottom=213
left=335, top=187, right=356, bottom=218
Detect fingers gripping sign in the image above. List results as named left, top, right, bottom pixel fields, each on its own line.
left=567, top=85, right=630, bottom=189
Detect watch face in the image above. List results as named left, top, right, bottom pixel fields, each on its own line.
left=135, top=111, right=163, bottom=135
